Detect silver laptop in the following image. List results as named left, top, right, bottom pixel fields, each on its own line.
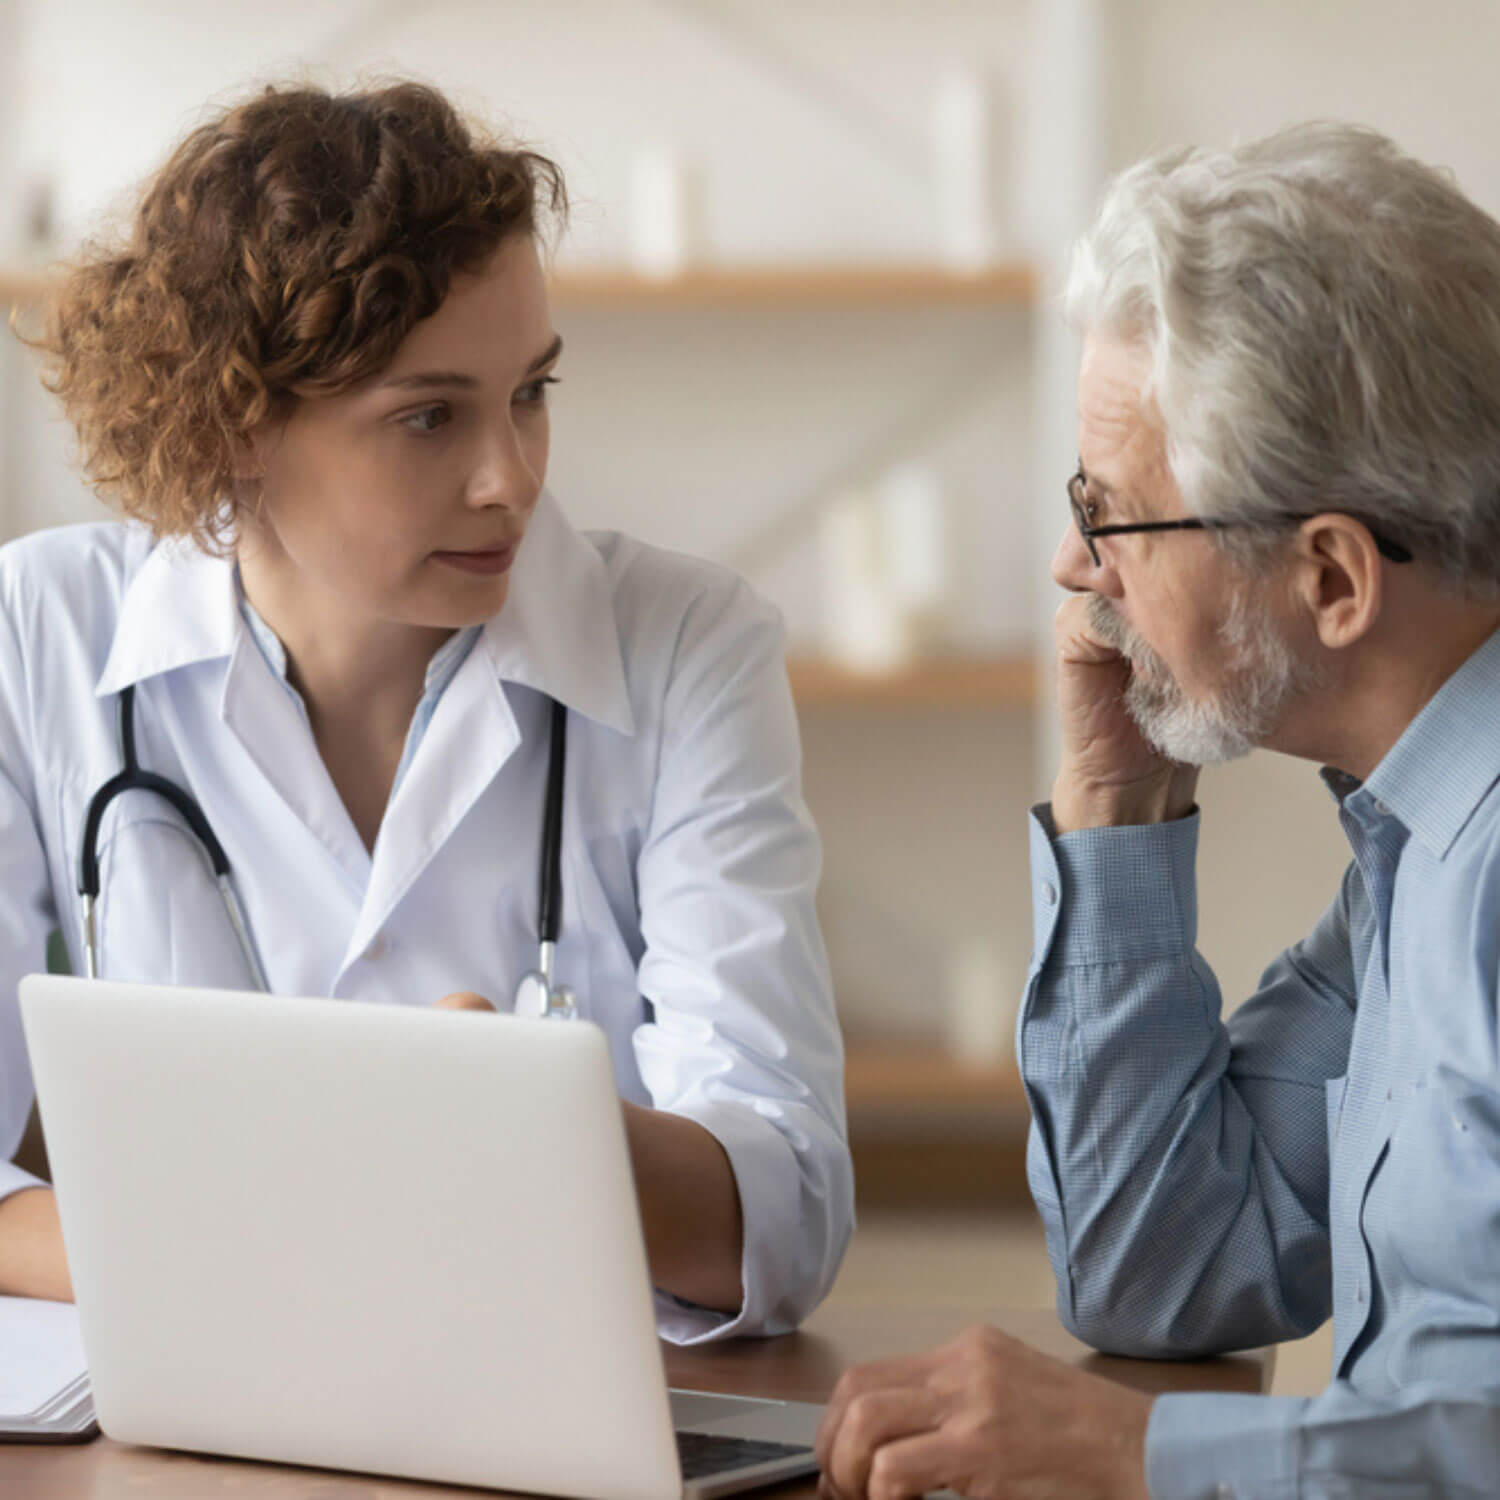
left=19, top=975, right=822, bottom=1499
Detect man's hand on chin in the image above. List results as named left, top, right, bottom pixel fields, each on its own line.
left=815, top=1324, right=1153, bottom=1500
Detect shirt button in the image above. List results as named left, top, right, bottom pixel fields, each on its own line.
left=1040, top=880, right=1058, bottom=907
left=366, top=934, right=389, bottom=961
left=1372, top=798, right=1390, bottom=818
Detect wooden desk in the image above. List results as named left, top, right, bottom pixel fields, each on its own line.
left=0, top=1304, right=1270, bottom=1497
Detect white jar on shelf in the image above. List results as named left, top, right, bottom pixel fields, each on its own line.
left=627, top=146, right=704, bottom=280
left=818, top=488, right=915, bottom=674
left=878, top=464, right=952, bottom=652
left=942, top=936, right=1016, bottom=1068
left=931, top=69, right=1004, bottom=272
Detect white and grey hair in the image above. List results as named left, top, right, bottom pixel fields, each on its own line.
left=1065, top=122, right=1500, bottom=599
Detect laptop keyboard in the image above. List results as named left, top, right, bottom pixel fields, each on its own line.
left=675, top=1430, right=814, bottom=1480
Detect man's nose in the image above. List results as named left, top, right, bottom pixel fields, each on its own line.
left=1051, top=520, right=1097, bottom=593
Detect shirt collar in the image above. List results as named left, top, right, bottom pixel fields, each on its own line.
left=1323, top=624, right=1500, bottom=858
left=234, top=567, right=481, bottom=711
left=96, top=493, right=636, bottom=736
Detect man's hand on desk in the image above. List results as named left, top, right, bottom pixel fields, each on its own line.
left=0, top=1186, right=73, bottom=1302
left=816, top=1324, right=1152, bottom=1500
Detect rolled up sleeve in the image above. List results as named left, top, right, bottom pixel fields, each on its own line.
left=632, top=577, right=852, bottom=1343
left=1020, top=803, right=1353, bottom=1356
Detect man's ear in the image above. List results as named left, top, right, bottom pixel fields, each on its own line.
left=1290, top=513, right=1384, bottom=649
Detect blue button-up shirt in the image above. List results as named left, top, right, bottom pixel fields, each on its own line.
left=1022, top=627, right=1500, bottom=1498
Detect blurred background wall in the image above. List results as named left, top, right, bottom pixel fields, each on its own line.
left=4, top=0, right=1498, bottom=1190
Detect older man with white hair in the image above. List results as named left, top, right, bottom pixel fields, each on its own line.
left=816, top=123, right=1500, bottom=1499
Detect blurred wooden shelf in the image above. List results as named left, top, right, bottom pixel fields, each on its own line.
left=787, top=653, right=1036, bottom=708
left=844, top=1041, right=1026, bottom=1115
left=4, top=261, right=1038, bottom=310
left=550, top=262, right=1037, bottom=308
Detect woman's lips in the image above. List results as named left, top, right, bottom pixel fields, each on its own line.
left=430, top=544, right=518, bottom=576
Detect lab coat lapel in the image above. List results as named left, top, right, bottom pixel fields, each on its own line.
left=480, top=493, right=635, bottom=737
left=338, top=494, right=635, bottom=972
left=342, top=645, right=521, bottom=969
left=218, top=631, right=375, bottom=893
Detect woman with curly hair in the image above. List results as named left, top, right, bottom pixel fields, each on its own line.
left=0, top=81, right=851, bottom=1341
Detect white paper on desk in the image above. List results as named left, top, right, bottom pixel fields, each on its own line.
left=0, top=1296, right=89, bottom=1419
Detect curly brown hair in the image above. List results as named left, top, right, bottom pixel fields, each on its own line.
left=32, top=81, right=565, bottom=551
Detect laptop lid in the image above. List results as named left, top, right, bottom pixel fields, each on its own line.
left=21, top=975, right=684, bottom=1500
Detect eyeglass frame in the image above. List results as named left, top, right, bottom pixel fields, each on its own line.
left=1066, top=469, right=1414, bottom=568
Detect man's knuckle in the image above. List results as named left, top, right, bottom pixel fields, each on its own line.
left=841, top=1393, right=869, bottom=1438
left=867, top=1446, right=906, bottom=1500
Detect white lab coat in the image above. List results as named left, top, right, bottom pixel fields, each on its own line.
left=0, top=493, right=852, bottom=1342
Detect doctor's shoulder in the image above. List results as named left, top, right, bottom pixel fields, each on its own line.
left=0, top=520, right=154, bottom=660
left=584, top=527, right=791, bottom=722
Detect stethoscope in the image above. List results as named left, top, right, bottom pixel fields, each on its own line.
left=79, top=684, right=576, bottom=1019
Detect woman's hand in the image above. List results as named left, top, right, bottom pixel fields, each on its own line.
left=434, top=991, right=495, bottom=1011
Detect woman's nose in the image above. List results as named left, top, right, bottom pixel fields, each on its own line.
left=466, top=426, right=540, bottom=512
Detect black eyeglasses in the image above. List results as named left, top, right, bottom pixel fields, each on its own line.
left=1066, top=470, right=1413, bottom=567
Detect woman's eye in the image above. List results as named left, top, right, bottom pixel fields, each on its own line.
left=515, top=375, right=560, bottom=406
left=400, top=404, right=451, bottom=434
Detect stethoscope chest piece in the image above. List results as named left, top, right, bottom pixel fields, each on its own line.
left=513, top=938, right=577, bottom=1020
left=513, top=968, right=577, bottom=1021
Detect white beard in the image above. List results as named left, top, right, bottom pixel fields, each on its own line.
left=1086, top=590, right=1318, bottom=766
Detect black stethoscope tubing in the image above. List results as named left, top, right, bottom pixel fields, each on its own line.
left=77, top=685, right=569, bottom=1008
left=537, top=695, right=567, bottom=949
left=80, top=685, right=232, bottom=892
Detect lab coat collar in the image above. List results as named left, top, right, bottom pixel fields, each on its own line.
left=483, top=491, right=637, bottom=737
left=95, top=534, right=239, bottom=696
left=95, top=494, right=636, bottom=736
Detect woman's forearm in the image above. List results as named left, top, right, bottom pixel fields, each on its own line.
left=622, top=1102, right=744, bottom=1314
left=0, top=1186, right=73, bottom=1301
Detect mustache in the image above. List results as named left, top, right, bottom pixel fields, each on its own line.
left=1086, top=595, right=1135, bottom=655
left=1085, top=594, right=1176, bottom=702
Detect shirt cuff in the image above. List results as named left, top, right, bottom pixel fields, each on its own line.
left=1147, top=1392, right=1305, bottom=1500
left=650, top=1098, right=809, bottom=1345
left=1030, top=803, right=1201, bottom=969
left=0, top=1157, right=45, bottom=1203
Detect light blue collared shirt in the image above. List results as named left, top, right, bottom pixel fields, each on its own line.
left=235, top=572, right=481, bottom=797
left=1022, top=626, right=1500, bottom=1498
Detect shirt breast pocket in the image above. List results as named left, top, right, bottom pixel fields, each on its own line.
left=91, top=806, right=259, bottom=990
left=1379, top=1081, right=1500, bottom=1302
